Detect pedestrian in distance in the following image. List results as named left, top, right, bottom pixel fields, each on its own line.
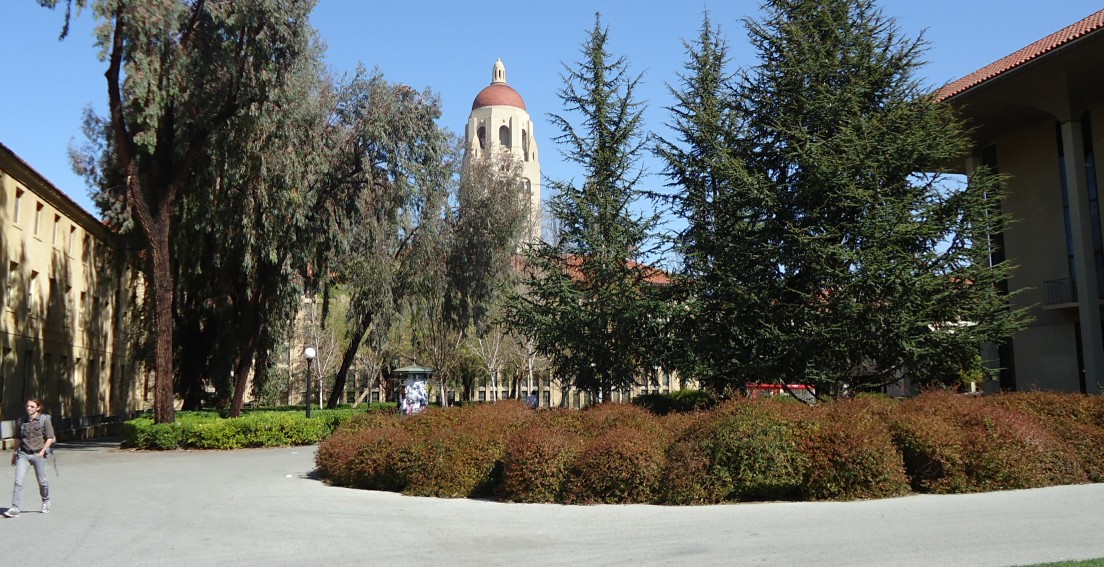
left=525, top=390, right=540, bottom=410
left=4, top=398, right=55, bottom=518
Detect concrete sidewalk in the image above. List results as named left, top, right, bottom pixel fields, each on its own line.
left=2, top=438, right=1102, bottom=566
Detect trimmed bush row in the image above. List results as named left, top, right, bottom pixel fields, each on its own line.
left=123, top=408, right=370, bottom=450
left=315, top=391, right=1104, bottom=503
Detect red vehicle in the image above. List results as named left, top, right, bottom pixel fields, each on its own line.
left=745, top=383, right=816, bottom=402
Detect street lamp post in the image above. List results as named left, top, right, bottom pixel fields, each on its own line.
left=304, top=347, right=317, bottom=418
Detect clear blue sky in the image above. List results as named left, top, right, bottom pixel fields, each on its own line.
left=2, top=0, right=1102, bottom=219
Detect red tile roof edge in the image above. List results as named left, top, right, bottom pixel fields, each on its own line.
left=935, top=9, right=1104, bottom=102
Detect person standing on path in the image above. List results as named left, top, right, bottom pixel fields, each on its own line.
left=4, top=398, right=54, bottom=518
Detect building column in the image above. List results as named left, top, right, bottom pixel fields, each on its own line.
left=1060, top=120, right=1104, bottom=394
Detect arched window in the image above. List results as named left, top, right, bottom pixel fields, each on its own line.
left=477, top=126, right=487, bottom=150
left=499, top=125, right=510, bottom=148
left=522, top=130, right=529, bottom=161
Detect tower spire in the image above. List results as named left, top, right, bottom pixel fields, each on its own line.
left=492, top=58, right=507, bottom=84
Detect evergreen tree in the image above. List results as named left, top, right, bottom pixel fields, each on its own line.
left=46, top=0, right=320, bottom=422
left=665, top=0, right=1027, bottom=397
left=657, top=14, right=761, bottom=392
left=509, top=14, right=667, bottom=402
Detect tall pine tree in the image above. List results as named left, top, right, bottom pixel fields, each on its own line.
left=664, top=1, right=1026, bottom=397
left=509, top=14, right=667, bottom=402
left=657, top=14, right=767, bottom=392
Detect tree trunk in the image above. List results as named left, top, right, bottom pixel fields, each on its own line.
left=227, top=348, right=257, bottom=417
left=328, top=321, right=368, bottom=408
left=439, top=378, right=449, bottom=408
left=228, top=278, right=271, bottom=416
left=227, top=302, right=265, bottom=417
left=149, top=231, right=176, bottom=424
left=251, top=336, right=271, bottom=404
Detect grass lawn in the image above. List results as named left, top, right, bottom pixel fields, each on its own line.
left=1020, top=559, right=1104, bottom=567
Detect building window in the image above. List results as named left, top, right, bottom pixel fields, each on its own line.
left=33, top=202, right=43, bottom=236
left=43, top=353, right=52, bottom=399
left=28, top=270, right=38, bottom=311
left=522, top=130, right=529, bottom=161
left=59, top=356, right=69, bottom=415
left=5, top=262, right=17, bottom=307
left=52, top=214, right=61, bottom=245
left=477, top=126, right=487, bottom=150
left=68, top=226, right=77, bottom=255
left=48, top=278, right=58, bottom=320
left=13, top=188, right=23, bottom=224
left=499, top=125, right=510, bottom=148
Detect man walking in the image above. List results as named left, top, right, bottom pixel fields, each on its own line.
left=4, top=398, right=54, bottom=517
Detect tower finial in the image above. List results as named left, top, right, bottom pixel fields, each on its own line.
left=492, top=59, right=507, bottom=84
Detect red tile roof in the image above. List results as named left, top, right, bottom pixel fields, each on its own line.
left=562, top=254, right=671, bottom=286
left=935, top=9, right=1104, bottom=101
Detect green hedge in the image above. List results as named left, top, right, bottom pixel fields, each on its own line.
left=316, top=391, right=1104, bottom=504
left=123, top=408, right=362, bottom=450
left=632, top=389, right=717, bottom=415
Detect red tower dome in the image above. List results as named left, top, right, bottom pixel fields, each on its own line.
left=471, top=59, right=526, bottom=110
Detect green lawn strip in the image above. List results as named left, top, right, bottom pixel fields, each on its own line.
left=1016, top=559, right=1104, bottom=567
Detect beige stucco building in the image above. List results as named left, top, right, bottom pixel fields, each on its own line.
left=939, top=9, right=1104, bottom=393
left=0, top=143, right=140, bottom=443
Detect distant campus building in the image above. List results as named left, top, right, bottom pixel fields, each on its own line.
left=938, top=8, right=1104, bottom=394
left=0, top=143, right=139, bottom=445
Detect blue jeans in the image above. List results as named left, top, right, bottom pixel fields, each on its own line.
left=12, top=451, right=49, bottom=509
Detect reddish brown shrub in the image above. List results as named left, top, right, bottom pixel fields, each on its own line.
left=661, top=436, right=727, bottom=504
left=564, top=426, right=668, bottom=504
left=661, top=400, right=808, bottom=503
left=500, top=425, right=585, bottom=502
left=892, top=391, right=1086, bottom=493
left=579, top=402, right=663, bottom=436
left=322, top=391, right=1103, bottom=505
left=800, top=398, right=909, bottom=500
left=316, top=412, right=402, bottom=488
left=316, top=426, right=413, bottom=491
left=990, top=392, right=1104, bottom=481
left=348, top=427, right=414, bottom=491
left=315, top=429, right=364, bottom=486
left=396, top=401, right=531, bottom=498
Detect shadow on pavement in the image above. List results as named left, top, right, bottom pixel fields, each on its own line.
left=53, top=436, right=125, bottom=452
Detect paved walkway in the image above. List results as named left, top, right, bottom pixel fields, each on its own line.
left=2, top=438, right=1102, bottom=566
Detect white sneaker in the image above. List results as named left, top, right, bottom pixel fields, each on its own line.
left=2, top=507, right=19, bottom=518
left=41, top=501, right=50, bottom=514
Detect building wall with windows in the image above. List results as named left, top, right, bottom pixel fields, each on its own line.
left=0, top=143, right=140, bottom=439
left=984, top=113, right=1104, bottom=391
left=939, top=9, right=1104, bottom=393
